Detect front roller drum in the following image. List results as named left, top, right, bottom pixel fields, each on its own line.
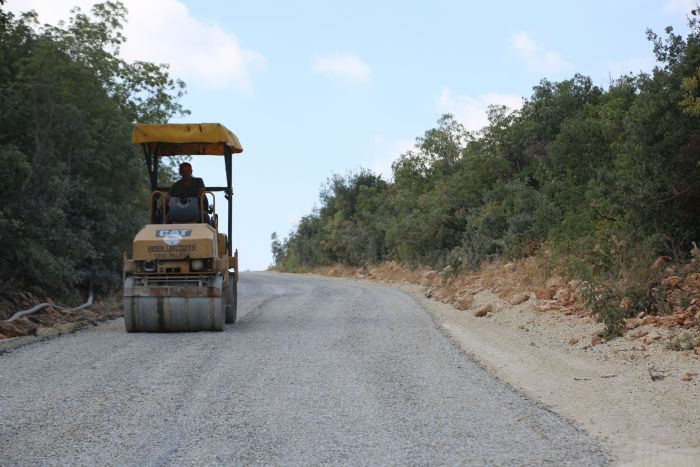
left=124, top=276, right=225, bottom=332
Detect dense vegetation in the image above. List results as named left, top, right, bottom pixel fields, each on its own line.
left=272, top=12, right=700, bottom=335
left=0, top=1, right=187, bottom=301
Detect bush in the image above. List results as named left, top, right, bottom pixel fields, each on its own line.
left=580, top=282, right=632, bottom=340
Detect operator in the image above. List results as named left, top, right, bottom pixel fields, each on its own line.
left=166, top=162, right=210, bottom=223
left=169, top=162, right=205, bottom=198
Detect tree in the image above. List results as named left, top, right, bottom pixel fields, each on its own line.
left=271, top=5, right=700, bottom=290
left=0, top=2, right=188, bottom=298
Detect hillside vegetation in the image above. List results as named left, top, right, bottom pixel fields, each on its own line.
left=272, top=11, right=700, bottom=337
left=0, top=1, right=186, bottom=309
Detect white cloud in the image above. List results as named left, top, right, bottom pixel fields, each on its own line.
left=437, top=88, right=523, bottom=132
left=312, top=54, right=371, bottom=83
left=510, top=32, right=572, bottom=74
left=7, top=0, right=94, bottom=24
left=6, top=0, right=265, bottom=91
left=664, top=0, right=696, bottom=15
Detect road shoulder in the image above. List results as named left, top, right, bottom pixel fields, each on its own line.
left=389, top=282, right=700, bottom=467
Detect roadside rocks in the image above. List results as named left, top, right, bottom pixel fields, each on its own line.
left=533, top=302, right=560, bottom=313
left=534, top=281, right=579, bottom=309
left=627, top=329, right=648, bottom=340
left=535, top=288, right=556, bottom=300
left=642, top=332, right=661, bottom=345
left=0, top=320, right=37, bottom=338
left=686, top=273, right=700, bottom=289
left=640, top=315, right=658, bottom=326
left=0, top=305, right=121, bottom=340
left=627, top=329, right=664, bottom=346
left=669, top=332, right=700, bottom=351
left=453, top=293, right=474, bottom=311
left=620, top=297, right=633, bottom=310
left=655, top=311, right=694, bottom=328
left=382, top=258, right=700, bottom=356
left=554, top=288, right=571, bottom=303
left=473, top=304, right=492, bottom=317
left=625, top=317, right=640, bottom=330
left=509, top=293, right=530, bottom=306
left=662, top=276, right=683, bottom=288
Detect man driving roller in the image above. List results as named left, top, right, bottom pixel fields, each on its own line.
left=166, top=162, right=209, bottom=223
left=169, top=162, right=205, bottom=198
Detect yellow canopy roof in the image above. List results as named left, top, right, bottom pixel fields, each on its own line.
left=132, top=123, right=243, bottom=156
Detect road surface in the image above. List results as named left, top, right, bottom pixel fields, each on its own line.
left=0, top=272, right=608, bottom=465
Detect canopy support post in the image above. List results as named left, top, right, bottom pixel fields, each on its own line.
left=143, top=143, right=160, bottom=191
left=224, top=144, right=233, bottom=255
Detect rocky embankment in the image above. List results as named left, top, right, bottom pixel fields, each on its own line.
left=316, top=259, right=700, bottom=360
left=0, top=292, right=120, bottom=344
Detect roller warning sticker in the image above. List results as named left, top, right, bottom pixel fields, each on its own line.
left=146, top=244, right=197, bottom=259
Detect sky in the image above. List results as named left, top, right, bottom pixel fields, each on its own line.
left=6, top=0, right=697, bottom=270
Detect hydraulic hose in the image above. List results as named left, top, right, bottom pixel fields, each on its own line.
left=3, top=285, right=94, bottom=322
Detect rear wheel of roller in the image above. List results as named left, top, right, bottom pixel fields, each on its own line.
left=225, top=271, right=237, bottom=324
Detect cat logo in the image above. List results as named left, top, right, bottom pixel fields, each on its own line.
left=156, top=229, right=192, bottom=237
left=156, top=229, right=192, bottom=246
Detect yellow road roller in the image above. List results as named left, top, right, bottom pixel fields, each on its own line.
left=122, top=123, right=243, bottom=332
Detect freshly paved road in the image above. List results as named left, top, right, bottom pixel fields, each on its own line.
left=0, top=272, right=608, bottom=465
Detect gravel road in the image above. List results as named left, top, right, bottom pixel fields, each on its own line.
left=0, top=272, right=608, bottom=466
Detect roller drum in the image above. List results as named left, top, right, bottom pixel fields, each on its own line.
left=124, top=276, right=224, bottom=332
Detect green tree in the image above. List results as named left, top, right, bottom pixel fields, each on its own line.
left=0, top=2, right=188, bottom=298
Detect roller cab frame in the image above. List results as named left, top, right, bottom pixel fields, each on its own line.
left=123, top=123, right=243, bottom=332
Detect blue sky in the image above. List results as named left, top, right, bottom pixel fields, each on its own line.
left=7, top=0, right=696, bottom=270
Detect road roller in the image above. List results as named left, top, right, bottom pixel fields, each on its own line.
left=122, top=123, right=242, bottom=332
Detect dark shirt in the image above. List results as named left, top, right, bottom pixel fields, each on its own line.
left=169, top=177, right=204, bottom=198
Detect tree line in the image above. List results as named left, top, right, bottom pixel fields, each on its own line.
left=272, top=11, right=700, bottom=319
left=0, top=1, right=186, bottom=300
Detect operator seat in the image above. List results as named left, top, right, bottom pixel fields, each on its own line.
left=168, top=196, right=200, bottom=223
